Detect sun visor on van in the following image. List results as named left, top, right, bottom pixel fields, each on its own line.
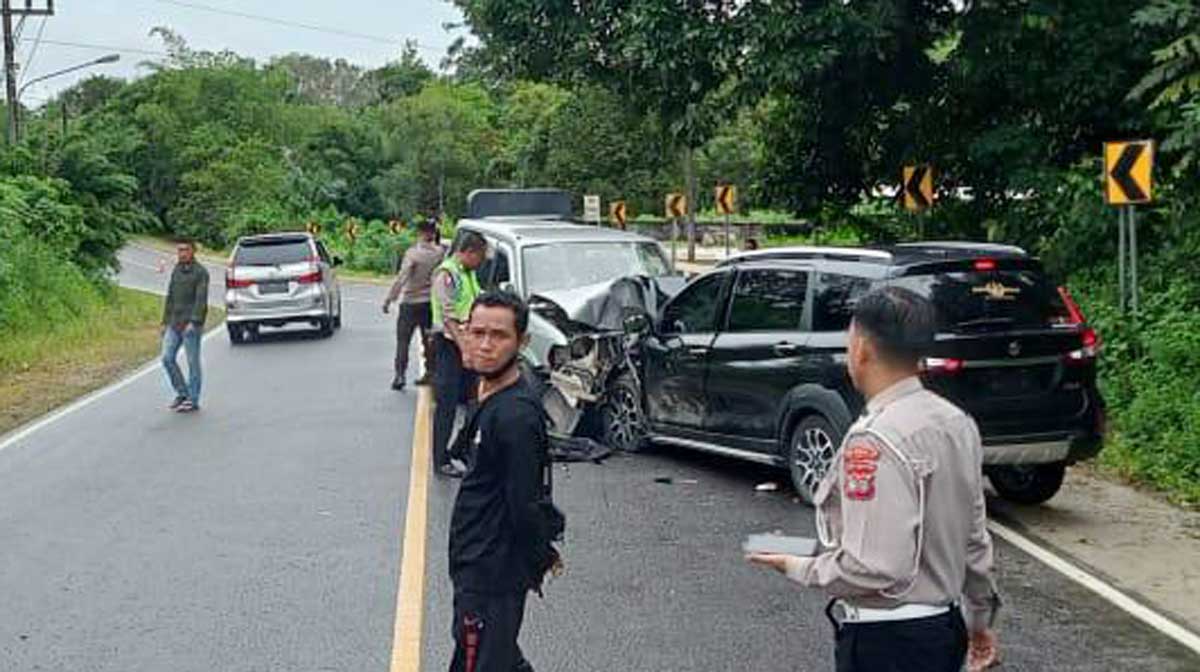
left=466, top=189, right=574, bottom=221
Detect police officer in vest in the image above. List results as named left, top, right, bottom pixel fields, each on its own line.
left=431, top=230, right=487, bottom=478
left=748, top=287, right=1001, bottom=672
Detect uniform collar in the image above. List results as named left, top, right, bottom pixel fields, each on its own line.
left=865, top=376, right=924, bottom=416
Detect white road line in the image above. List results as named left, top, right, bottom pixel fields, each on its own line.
left=988, top=520, right=1200, bottom=656
left=0, top=327, right=224, bottom=456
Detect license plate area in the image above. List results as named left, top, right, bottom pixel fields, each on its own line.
left=258, top=281, right=289, bottom=295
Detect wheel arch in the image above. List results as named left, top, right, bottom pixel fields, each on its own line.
left=776, top=385, right=855, bottom=451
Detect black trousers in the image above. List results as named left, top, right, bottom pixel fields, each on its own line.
left=434, top=337, right=476, bottom=468
left=834, top=609, right=968, bottom=672
left=449, top=589, right=532, bottom=672
left=395, top=302, right=433, bottom=382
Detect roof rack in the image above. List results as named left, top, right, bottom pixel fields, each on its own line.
left=896, top=241, right=1027, bottom=256
left=719, top=246, right=893, bottom=266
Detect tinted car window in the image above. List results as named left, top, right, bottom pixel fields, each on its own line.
left=662, top=273, right=725, bottom=334
left=889, top=269, right=1070, bottom=332
left=813, top=273, right=873, bottom=332
left=234, top=239, right=312, bottom=266
left=479, top=246, right=511, bottom=289
left=727, top=269, right=808, bottom=332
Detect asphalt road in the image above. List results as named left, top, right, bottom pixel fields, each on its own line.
left=0, top=246, right=1196, bottom=671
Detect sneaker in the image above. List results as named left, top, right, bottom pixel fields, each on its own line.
left=436, top=463, right=464, bottom=478
left=414, top=375, right=432, bottom=387
left=391, top=379, right=406, bottom=391
left=168, top=396, right=187, bottom=410
left=175, top=400, right=197, bottom=413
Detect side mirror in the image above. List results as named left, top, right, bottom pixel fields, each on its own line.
left=623, top=313, right=651, bottom=336
left=332, top=256, right=344, bottom=267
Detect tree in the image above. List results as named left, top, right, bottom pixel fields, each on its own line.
left=366, top=42, right=435, bottom=104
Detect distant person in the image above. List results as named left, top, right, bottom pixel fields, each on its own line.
left=431, top=230, right=487, bottom=478
left=747, top=287, right=1001, bottom=672
left=161, top=240, right=209, bottom=413
left=745, top=237, right=760, bottom=251
left=382, top=218, right=445, bottom=391
left=448, top=291, right=560, bottom=672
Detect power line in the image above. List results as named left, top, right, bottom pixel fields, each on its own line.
left=20, top=37, right=167, bottom=58
left=20, top=16, right=47, bottom=84
left=149, top=0, right=448, bottom=54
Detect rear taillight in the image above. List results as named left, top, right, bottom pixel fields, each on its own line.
left=225, top=269, right=252, bottom=289
left=1058, top=286, right=1100, bottom=363
left=974, top=258, right=997, bottom=272
left=920, top=357, right=965, bottom=375
left=297, top=269, right=322, bottom=284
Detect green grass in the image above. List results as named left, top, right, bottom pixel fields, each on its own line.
left=0, top=286, right=224, bottom=436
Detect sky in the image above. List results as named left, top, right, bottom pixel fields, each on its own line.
left=12, top=0, right=470, bottom=106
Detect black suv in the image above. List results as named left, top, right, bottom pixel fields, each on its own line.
left=612, top=243, right=1104, bottom=505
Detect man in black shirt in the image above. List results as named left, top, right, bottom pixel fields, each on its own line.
left=448, top=290, right=546, bottom=672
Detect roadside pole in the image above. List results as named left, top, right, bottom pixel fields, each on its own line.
left=666, top=193, right=686, bottom=272
left=1103, top=140, right=1153, bottom=318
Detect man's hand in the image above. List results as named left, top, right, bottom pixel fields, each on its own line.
left=745, top=553, right=791, bottom=575
left=184, top=322, right=198, bottom=334
left=382, top=301, right=391, bottom=315
left=967, top=629, right=999, bottom=671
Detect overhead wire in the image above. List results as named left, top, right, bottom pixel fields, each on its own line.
left=148, top=0, right=450, bottom=54
left=20, top=16, right=49, bottom=86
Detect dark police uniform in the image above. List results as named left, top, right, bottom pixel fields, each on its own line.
left=783, top=377, right=1001, bottom=672
left=448, top=381, right=545, bottom=672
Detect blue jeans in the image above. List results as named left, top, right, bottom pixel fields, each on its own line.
left=162, top=326, right=202, bottom=406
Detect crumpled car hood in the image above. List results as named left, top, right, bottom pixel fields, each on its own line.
left=530, top=275, right=687, bottom=332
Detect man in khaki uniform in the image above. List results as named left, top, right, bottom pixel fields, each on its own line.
left=382, top=218, right=445, bottom=391
left=749, top=287, right=1001, bottom=672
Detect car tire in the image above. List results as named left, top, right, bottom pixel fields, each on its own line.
left=333, top=299, right=342, bottom=329
left=227, top=323, right=244, bottom=345
left=318, top=317, right=334, bottom=338
left=787, top=414, right=842, bottom=505
left=601, top=371, right=649, bottom=453
left=988, top=463, right=1067, bottom=505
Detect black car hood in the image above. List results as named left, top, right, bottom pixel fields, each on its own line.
left=530, top=275, right=687, bottom=333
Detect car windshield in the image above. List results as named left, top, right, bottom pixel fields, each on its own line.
left=888, top=269, right=1071, bottom=332
left=522, top=242, right=671, bottom=294
left=234, top=240, right=312, bottom=266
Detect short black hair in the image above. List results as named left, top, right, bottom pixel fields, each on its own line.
left=471, top=290, right=530, bottom=336
left=458, top=230, right=487, bottom=253
left=851, top=287, right=937, bottom=366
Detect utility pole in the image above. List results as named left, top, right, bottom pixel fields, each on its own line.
left=2, top=0, right=55, bottom=144
left=3, top=0, right=18, bottom=145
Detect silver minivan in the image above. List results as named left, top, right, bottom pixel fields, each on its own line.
left=224, top=233, right=343, bottom=343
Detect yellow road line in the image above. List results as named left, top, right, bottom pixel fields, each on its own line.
left=390, top=387, right=433, bottom=672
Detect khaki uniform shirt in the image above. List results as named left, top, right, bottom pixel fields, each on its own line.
left=385, top=241, right=445, bottom=306
left=784, top=377, right=1000, bottom=631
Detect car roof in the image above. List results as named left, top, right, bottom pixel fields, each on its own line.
left=719, top=241, right=1031, bottom=270
left=458, top=218, right=660, bottom=245
left=235, top=232, right=313, bottom=245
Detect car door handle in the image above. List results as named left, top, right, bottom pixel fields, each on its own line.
left=773, top=343, right=801, bottom=356
left=685, top=346, right=710, bottom=357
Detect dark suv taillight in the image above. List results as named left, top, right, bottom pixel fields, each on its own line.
left=1058, top=286, right=1100, bottom=363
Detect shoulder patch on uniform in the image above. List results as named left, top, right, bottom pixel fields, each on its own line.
left=844, top=437, right=880, bottom=501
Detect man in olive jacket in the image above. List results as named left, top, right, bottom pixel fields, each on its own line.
left=161, top=240, right=209, bottom=413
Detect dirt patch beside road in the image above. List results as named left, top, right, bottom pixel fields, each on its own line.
left=989, top=467, right=1200, bottom=632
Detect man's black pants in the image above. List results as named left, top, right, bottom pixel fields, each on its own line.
left=834, top=609, right=967, bottom=672
left=449, top=589, right=532, bottom=672
left=434, top=337, right=475, bottom=468
left=395, top=302, right=433, bottom=383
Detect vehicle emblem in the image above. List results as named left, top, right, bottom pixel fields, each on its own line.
left=1008, top=341, right=1022, bottom=358
left=971, top=281, right=1020, bottom=301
